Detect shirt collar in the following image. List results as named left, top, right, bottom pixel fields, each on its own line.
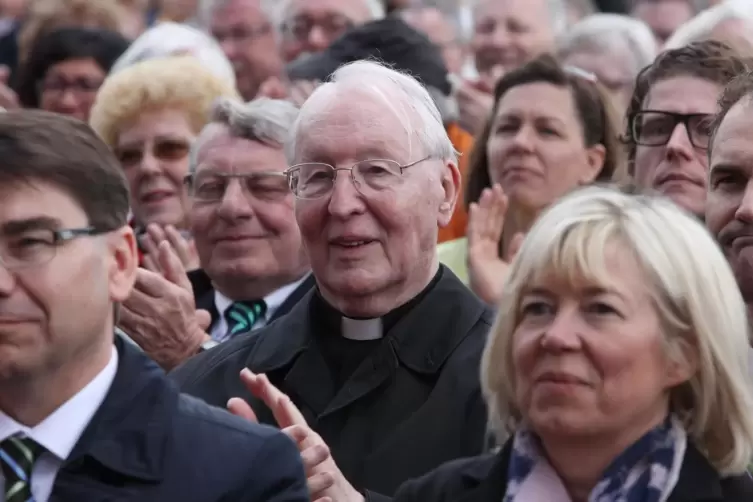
left=214, top=274, right=310, bottom=321
left=0, top=346, right=118, bottom=460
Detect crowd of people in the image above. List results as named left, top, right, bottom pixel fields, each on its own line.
left=2, top=0, right=753, bottom=501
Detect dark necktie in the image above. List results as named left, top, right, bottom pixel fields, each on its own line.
left=223, top=300, right=267, bottom=340
left=0, top=436, right=45, bottom=502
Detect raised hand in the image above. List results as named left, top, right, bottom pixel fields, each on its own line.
left=139, top=223, right=200, bottom=273
left=229, top=370, right=365, bottom=502
left=467, top=184, right=524, bottom=305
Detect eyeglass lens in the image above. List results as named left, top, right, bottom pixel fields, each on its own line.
left=633, top=111, right=713, bottom=149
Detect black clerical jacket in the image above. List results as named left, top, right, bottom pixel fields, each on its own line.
left=171, top=266, right=493, bottom=498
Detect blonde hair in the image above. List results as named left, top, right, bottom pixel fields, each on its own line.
left=19, top=0, right=122, bottom=62
left=481, top=184, right=753, bottom=475
left=89, top=55, right=240, bottom=148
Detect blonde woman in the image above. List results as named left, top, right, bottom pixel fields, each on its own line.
left=392, top=185, right=753, bottom=500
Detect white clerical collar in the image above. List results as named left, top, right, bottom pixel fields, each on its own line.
left=341, top=316, right=383, bottom=341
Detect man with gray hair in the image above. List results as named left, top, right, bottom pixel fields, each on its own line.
left=118, top=97, right=313, bottom=370
left=173, top=60, right=492, bottom=498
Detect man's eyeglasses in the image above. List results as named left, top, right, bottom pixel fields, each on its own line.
left=185, top=171, right=290, bottom=203
left=0, top=227, right=106, bottom=271
left=285, top=157, right=430, bottom=200
left=631, top=110, right=714, bottom=149
left=282, top=15, right=353, bottom=41
left=37, top=77, right=103, bottom=96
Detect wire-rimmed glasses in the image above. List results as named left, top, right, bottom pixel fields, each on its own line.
left=285, top=156, right=430, bottom=200
left=630, top=110, right=714, bottom=149
left=185, top=171, right=290, bottom=203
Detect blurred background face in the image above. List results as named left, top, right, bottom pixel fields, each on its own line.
left=486, top=82, right=602, bottom=215
left=190, top=131, right=306, bottom=290
left=471, top=0, right=555, bottom=79
left=706, top=99, right=753, bottom=305
left=632, top=76, right=720, bottom=217
left=279, top=0, right=374, bottom=62
left=0, top=181, right=119, bottom=382
left=210, top=0, right=282, bottom=99
left=512, top=244, right=683, bottom=440
left=562, top=47, right=635, bottom=114
left=38, top=57, right=105, bottom=122
left=631, top=0, right=694, bottom=46
left=114, top=108, right=195, bottom=229
left=400, top=7, right=464, bottom=76
left=292, top=87, right=444, bottom=311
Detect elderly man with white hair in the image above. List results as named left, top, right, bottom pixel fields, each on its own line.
left=664, top=0, right=753, bottom=50
left=274, top=0, right=385, bottom=62
left=173, top=60, right=492, bottom=499
left=559, top=13, right=657, bottom=112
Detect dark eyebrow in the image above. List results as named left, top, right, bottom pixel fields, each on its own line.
left=1, top=216, right=63, bottom=236
left=710, top=163, right=746, bottom=179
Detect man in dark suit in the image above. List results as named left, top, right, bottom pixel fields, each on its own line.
left=172, top=61, right=493, bottom=500
left=117, top=97, right=313, bottom=370
left=0, top=110, right=308, bottom=502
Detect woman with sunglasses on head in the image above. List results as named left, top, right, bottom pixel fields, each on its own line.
left=625, top=40, right=752, bottom=219
left=89, top=55, right=239, bottom=269
left=438, top=54, right=624, bottom=305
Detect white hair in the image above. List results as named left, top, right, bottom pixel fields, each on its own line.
left=286, top=60, right=457, bottom=166
left=189, top=97, right=299, bottom=174
left=272, top=0, right=385, bottom=30
left=558, top=14, right=658, bottom=75
left=482, top=184, right=753, bottom=475
left=664, top=1, right=753, bottom=49
left=471, top=0, right=569, bottom=37
left=110, top=22, right=236, bottom=88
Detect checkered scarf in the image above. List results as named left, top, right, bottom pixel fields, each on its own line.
left=503, top=416, right=686, bottom=502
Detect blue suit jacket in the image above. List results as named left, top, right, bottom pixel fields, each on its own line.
left=48, top=336, right=308, bottom=502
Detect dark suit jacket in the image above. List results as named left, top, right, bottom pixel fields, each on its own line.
left=172, top=267, right=493, bottom=497
left=188, top=269, right=315, bottom=331
left=391, top=439, right=753, bottom=502
left=49, top=336, right=308, bottom=502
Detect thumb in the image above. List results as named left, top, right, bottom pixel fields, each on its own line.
left=0, top=65, right=10, bottom=84
left=158, top=241, right=191, bottom=290
left=195, top=309, right=211, bottom=331
left=228, top=397, right=259, bottom=423
left=507, top=233, right=525, bottom=262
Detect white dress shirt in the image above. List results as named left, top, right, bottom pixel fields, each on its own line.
left=0, top=347, right=118, bottom=502
left=210, top=275, right=309, bottom=340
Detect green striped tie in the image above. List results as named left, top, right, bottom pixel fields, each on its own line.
left=223, top=300, right=267, bottom=340
left=0, top=436, right=45, bottom=502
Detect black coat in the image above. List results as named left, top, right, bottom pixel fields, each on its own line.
left=172, top=267, right=494, bottom=498
left=188, top=269, right=315, bottom=331
left=390, top=439, right=753, bottom=502
left=50, top=336, right=308, bottom=502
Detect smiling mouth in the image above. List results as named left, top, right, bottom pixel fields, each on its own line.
left=141, top=192, right=174, bottom=204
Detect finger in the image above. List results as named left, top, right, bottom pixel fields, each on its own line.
left=157, top=240, right=192, bottom=291
left=196, top=309, right=212, bottom=331
left=124, top=279, right=162, bottom=309
left=507, top=232, right=526, bottom=262
left=282, top=424, right=310, bottom=445
left=0, top=66, right=9, bottom=83
left=300, top=444, right=330, bottom=473
left=313, top=498, right=333, bottom=502
left=228, top=397, right=259, bottom=422
left=140, top=231, right=159, bottom=259
left=239, top=369, right=308, bottom=428
left=147, top=223, right=168, bottom=246
left=165, top=225, right=193, bottom=267
left=308, top=472, right=336, bottom=497
left=142, top=253, right=160, bottom=273
left=132, top=267, right=176, bottom=298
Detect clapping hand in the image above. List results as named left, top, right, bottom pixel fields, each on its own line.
left=139, top=223, right=200, bottom=273
left=229, top=369, right=365, bottom=502
left=467, top=184, right=524, bottom=305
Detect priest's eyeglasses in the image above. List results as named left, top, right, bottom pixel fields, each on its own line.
left=285, top=156, right=431, bottom=200
left=0, top=227, right=105, bottom=270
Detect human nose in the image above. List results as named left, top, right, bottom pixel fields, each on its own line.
left=539, top=305, right=583, bottom=352
left=216, top=178, right=254, bottom=220
left=327, top=169, right=365, bottom=219
left=664, top=122, right=694, bottom=161
left=307, top=25, right=329, bottom=51
left=510, top=125, right=535, bottom=152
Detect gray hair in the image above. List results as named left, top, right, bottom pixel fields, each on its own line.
left=110, top=22, right=236, bottom=88
left=189, top=97, right=299, bottom=174
left=272, top=0, right=385, bottom=30
left=558, top=14, right=658, bottom=75
left=471, top=0, right=569, bottom=37
left=286, top=60, right=457, bottom=166
left=664, top=2, right=753, bottom=49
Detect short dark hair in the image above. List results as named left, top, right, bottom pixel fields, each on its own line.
left=13, top=27, right=130, bottom=109
left=622, top=40, right=752, bottom=173
left=709, top=70, right=753, bottom=153
left=0, top=110, right=129, bottom=230
left=465, top=53, right=622, bottom=210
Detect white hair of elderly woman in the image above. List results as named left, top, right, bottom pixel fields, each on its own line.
left=664, top=1, right=753, bottom=50
left=270, top=0, right=385, bottom=30
left=109, top=22, right=236, bottom=88
left=470, top=0, right=569, bottom=37
left=189, top=97, right=299, bottom=175
left=286, top=60, right=457, bottom=166
left=558, top=14, right=658, bottom=74
left=482, top=184, right=753, bottom=475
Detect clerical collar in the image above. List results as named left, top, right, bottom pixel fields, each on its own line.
left=311, top=267, right=444, bottom=340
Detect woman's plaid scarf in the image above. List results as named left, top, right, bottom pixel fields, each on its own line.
left=503, top=416, right=686, bottom=502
